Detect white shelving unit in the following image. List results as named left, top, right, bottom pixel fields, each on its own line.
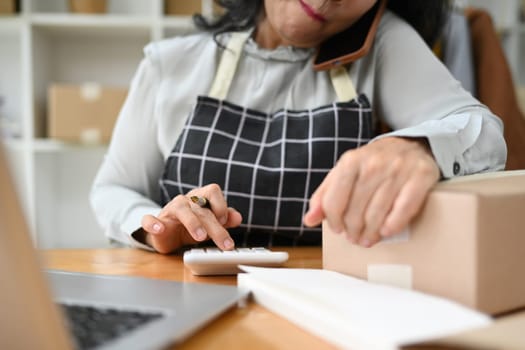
left=0, top=0, right=210, bottom=248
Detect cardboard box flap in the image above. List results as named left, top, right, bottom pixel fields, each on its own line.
left=435, top=170, right=525, bottom=196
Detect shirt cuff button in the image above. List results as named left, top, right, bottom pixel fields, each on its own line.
left=453, top=162, right=461, bottom=175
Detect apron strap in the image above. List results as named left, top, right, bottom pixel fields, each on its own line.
left=209, top=32, right=251, bottom=100
left=329, top=65, right=358, bottom=102
left=210, top=31, right=357, bottom=103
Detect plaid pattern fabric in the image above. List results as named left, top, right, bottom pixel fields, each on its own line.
left=160, top=95, right=374, bottom=247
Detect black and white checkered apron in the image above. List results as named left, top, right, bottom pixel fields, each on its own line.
left=159, top=33, right=374, bottom=247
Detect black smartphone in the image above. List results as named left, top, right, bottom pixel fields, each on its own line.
left=313, top=0, right=386, bottom=71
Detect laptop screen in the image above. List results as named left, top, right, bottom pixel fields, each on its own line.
left=0, top=143, right=72, bottom=350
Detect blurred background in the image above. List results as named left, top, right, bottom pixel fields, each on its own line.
left=0, top=0, right=524, bottom=249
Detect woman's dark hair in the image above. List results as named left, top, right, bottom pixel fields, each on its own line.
left=193, top=0, right=451, bottom=47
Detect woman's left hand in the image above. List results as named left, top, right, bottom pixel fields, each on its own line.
left=303, top=136, right=440, bottom=247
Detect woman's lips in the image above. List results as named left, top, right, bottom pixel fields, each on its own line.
left=298, top=0, right=327, bottom=23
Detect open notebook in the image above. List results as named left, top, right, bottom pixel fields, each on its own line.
left=238, top=266, right=492, bottom=350
left=0, top=144, right=247, bottom=350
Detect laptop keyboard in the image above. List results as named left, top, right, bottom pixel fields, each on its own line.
left=59, top=303, right=164, bottom=349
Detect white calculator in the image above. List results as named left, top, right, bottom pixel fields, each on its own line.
left=183, top=247, right=289, bottom=276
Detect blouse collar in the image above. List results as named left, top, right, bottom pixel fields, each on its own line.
left=216, top=29, right=314, bottom=63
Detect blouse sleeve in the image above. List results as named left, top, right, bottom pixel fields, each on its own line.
left=370, top=12, right=507, bottom=178
left=90, top=43, right=163, bottom=249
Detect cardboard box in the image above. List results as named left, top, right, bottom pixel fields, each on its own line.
left=212, top=3, right=225, bottom=17
left=0, top=0, right=15, bottom=14
left=48, top=83, right=127, bottom=144
left=323, top=171, right=525, bottom=315
left=165, top=0, right=201, bottom=16
left=69, top=0, right=107, bottom=14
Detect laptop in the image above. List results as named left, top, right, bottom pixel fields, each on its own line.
left=0, top=144, right=247, bottom=350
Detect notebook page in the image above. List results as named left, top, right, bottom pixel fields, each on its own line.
left=238, top=266, right=492, bottom=350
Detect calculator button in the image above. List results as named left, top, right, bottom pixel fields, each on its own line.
left=253, top=247, right=269, bottom=252
left=205, top=248, right=221, bottom=253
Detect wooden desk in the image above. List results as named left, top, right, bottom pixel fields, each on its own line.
left=42, top=247, right=525, bottom=350
left=42, top=247, right=337, bottom=350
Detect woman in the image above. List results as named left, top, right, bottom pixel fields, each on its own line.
left=90, top=0, right=506, bottom=254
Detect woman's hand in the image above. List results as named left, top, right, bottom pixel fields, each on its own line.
left=140, top=184, right=242, bottom=254
left=303, top=137, right=440, bottom=247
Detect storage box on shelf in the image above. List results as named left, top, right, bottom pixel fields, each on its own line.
left=69, top=0, right=107, bottom=14
left=30, top=25, right=149, bottom=135
left=162, top=0, right=221, bottom=38
left=0, top=0, right=15, bottom=14
left=164, top=0, right=224, bottom=19
left=165, top=0, right=201, bottom=16
left=48, top=83, right=127, bottom=145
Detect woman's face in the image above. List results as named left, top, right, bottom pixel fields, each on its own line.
left=256, top=0, right=378, bottom=49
